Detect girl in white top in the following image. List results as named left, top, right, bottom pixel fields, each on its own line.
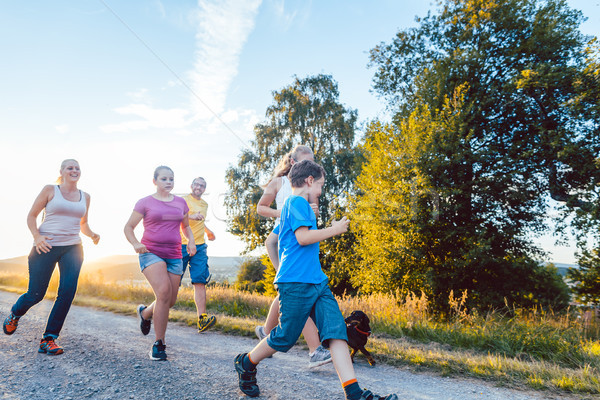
left=3, top=159, right=100, bottom=355
left=255, top=145, right=331, bottom=367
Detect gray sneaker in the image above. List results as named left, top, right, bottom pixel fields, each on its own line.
left=308, top=344, right=332, bottom=368
left=255, top=325, right=267, bottom=341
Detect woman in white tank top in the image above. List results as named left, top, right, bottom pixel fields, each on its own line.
left=3, top=159, right=100, bottom=355
left=254, top=145, right=332, bottom=367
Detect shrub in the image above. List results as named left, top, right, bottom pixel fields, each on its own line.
left=258, top=254, right=277, bottom=296
left=235, top=257, right=266, bottom=293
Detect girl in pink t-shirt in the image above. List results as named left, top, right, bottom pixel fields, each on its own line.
left=124, top=165, right=196, bottom=361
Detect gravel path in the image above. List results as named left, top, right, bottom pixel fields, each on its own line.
left=0, top=291, right=571, bottom=400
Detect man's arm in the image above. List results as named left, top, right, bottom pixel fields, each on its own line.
left=205, top=225, right=216, bottom=241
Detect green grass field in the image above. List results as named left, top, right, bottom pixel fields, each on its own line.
left=1, top=271, right=598, bottom=397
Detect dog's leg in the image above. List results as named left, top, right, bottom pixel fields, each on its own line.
left=350, top=347, right=357, bottom=363
left=360, top=347, right=376, bottom=366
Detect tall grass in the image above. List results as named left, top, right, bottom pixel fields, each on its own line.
left=1, top=272, right=599, bottom=394
left=338, top=289, right=599, bottom=369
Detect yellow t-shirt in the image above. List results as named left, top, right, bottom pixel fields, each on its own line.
left=181, top=194, right=208, bottom=245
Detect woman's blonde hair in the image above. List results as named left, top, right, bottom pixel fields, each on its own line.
left=269, top=145, right=313, bottom=183
left=56, top=159, right=79, bottom=184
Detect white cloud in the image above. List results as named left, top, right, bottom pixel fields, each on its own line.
left=100, top=104, right=191, bottom=133
left=102, top=1, right=261, bottom=139
left=55, top=124, right=70, bottom=134
left=272, top=0, right=311, bottom=30
left=189, top=0, right=262, bottom=120
left=126, top=88, right=150, bottom=102
left=272, top=0, right=297, bottom=27
left=155, top=0, right=166, bottom=19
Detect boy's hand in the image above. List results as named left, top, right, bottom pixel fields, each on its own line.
left=331, top=216, right=349, bottom=235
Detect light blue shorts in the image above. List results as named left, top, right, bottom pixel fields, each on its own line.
left=182, top=243, right=210, bottom=284
left=267, top=279, right=348, bottom=352
left=139, top=252, right=183, bottom=275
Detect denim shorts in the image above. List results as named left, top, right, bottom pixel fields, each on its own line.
left=267, top=279, right=348, bottom=352
left=182, top=243, right=210, bottom=284
left=139, top=252, right=183, bottom=275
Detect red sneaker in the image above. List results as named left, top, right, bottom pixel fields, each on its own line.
left=3, top=313, right=19, bottom=335
left=38, top=337, right=64, bottom=355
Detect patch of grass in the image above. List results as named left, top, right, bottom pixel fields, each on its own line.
left=1, top=272, right=599, bottom=396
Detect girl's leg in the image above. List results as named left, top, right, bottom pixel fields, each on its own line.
left=142, top=262, right=173, bottom=341
left=265, top=232, right=279, bottom=270
left=141, top=269, right=179, bottom=318
left=263, top=295, right=280, bottom=334
left=11, top=247, right=60, bottom=317
left=167, top=272, right=181, bottom=308
left=301, top=316, right=321, bottom=353
left=262, top=232, right=280, bottom=334
left=44, top=245, right=83, bottom=337
left=141, top=301, right=156, bottom=319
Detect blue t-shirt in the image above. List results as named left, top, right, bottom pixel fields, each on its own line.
left=273, top=195, right=328, bottom=284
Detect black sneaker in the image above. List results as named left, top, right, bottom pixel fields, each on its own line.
left=234, top=353, right=259, bottom=397
left=359, top=389, right=399, bottom=400
left=149, top=339, right=167, bottom=361
left=137, top=304, right=151, bottom=335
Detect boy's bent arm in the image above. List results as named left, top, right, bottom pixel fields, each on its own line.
left=295, top=217, right=349, bottom=246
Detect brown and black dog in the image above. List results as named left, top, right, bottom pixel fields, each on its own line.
left=345, top=310, right=375, bottom=366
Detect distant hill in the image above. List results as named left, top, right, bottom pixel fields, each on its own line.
left=551, top=263, right=579, bottom=277
left=0, top=256, right=28, bottom=274
left=0, top=255, right=243, bottom=283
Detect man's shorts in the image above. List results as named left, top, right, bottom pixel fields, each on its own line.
left=267, top=279, right=348, bottom=352
left=182, top=243, right=210, bottom=284
left=139, top=252, right=183, bottom=275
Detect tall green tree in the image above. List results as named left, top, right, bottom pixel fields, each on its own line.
left=225, top=75, right=360, bottom=263
left=566, top=38, right=600, bottom=305
left=568, top=249, right=600, bottom=306
left=353, top=0, right=595, bottom=309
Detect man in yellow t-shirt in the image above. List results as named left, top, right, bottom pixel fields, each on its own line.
left=181, top=177, right=216, bottom=332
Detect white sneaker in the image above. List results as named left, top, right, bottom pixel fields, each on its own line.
left=308, top=345, right=332, bottom=368
left=255, top=325, right=267, bottom=341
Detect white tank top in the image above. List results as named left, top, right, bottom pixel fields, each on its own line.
left=38, top=185, right=87, bottom=246
left=274, top=176, right=292, bottom=225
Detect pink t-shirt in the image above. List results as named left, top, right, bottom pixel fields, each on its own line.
left=134, top=195, right=189, bottom=259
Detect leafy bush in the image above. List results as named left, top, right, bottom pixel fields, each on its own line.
left=257, top=254, right=277, bottom=297
left=235, top=257, right=266, bottom=293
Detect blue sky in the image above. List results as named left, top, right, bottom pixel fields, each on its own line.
left=0, top=0, right=598, bottom=263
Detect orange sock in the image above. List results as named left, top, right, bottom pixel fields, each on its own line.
left=247, top=353, right=258, bottom=365
left=342, top=379, right=357, bottom=387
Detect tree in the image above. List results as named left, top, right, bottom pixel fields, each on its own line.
left=353, top=0, right=596, bottom=309
left=565, top=38, right=600, bottom=304
left=225, top=75, right=361, bottom=286
left=235, top=257, right=266, bottom=293
left=568, top=249, right=600, bottom=306
left=257, top=254, right=278, bottom=297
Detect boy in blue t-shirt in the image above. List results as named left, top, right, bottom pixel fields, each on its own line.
left=234, top=160, right=398, bottom=400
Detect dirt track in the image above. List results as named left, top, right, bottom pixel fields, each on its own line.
left=0, top=291, right=571, bottom=399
